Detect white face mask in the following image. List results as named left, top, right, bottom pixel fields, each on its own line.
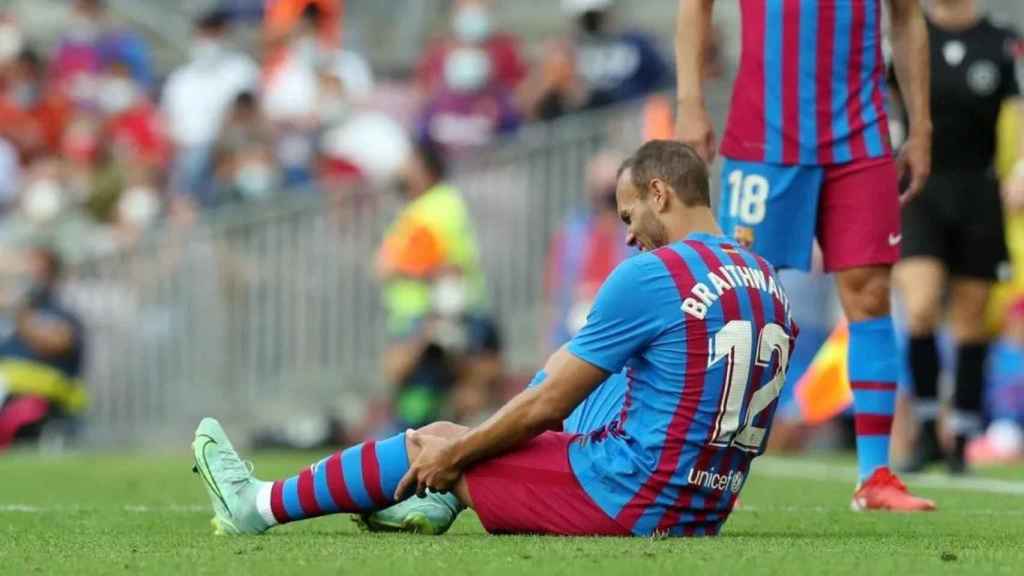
left=0, top=23, right=23, bottom=62
left=190, top=39, right=223, bottom=64
left=293, top=36, right=319, bottom=66
left=22, top=179, right=63, bottom=223
left=452, top=5, right=492, bottom=44
left=118, top=186, right=160, bottom=227
left=234, top=162, right=276, bottom=200
left=433, top=275, right=468, bottom=317
left=98, top=77, right=139, bottom=114
left=67, top=14, right=100, bottom=43
left=319, top=94, right=349, bottom=126
left=443, top=48, right=492, bottom=93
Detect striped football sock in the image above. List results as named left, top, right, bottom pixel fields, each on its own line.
left=256, top=433, right=409, bottom=525
left=847, top=316, right=898, bottom=482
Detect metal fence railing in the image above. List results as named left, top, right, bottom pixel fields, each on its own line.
left=64, top=98, right=653, bottom=447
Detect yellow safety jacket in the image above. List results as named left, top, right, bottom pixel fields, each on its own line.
left=0, top=358, right=88, bottom=413
left=377, top=184, right=487, bottom=334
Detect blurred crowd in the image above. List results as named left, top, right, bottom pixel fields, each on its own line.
left=0, top=0, right=672, bottom=267
left=0, top=0, right=675, bottom=448
left=3, top=0, right=1019, bottom=469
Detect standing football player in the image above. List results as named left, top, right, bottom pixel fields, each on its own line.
left=677, top=0, right=935, bottom=511
left=893, top=0, right=1024, bottom=474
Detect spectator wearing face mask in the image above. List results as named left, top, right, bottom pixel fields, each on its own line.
left=376, top=141, right=501, bottom=429
left=98, top=61, right=167, bottom=172
left=0, top=13, right=22, bottom=65
left=8, top=159, right=67, bottom=227
left=70, top=63, right=164, bottom=237
left=563, top=0, right=669, bottom=109
left=415, top=0, right=527, bottom=97
left=81, top=152, right=163, bottom=248
left=0, top=49, right=73, bottom=162
left=161, top=10, right=259, bottom=204
left=0, top=157, right=103, bottom=264
left=262, top=5, right=326, bottom=127
left=415, top=45, right=520, bottom=156
left=213, top=92, right=279, bottom=204
left=50, top=0, right=153, bottom=104
left=263, top=3, right=373, bottom=122
left=262, top=4, right=373, bottom=190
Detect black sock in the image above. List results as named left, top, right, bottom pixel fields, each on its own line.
left=953, top=342, right=988, bottom=436
left=908, top=334, right=941, bottom=414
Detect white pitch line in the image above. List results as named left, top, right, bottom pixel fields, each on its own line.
left=0, top=505, right=45, bottom=512
left=123, top=505, right=207, bottom=513
left=0, top=504, right=207, bottom=513
left=2, top=460, right=1021, bottom=514
left=753, top=456, right=1024, bottom=495
left=734, top=504, right=1024, bottom=516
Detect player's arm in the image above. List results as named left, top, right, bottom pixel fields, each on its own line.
left=397, top=257, right=661, bottom=497
left=887, top=0, right=931, bottom=203
left=395, top=346, right=606, bottom=497
left=675, top=0, right=716, bottom=162
left=450, top=348, right=605, bottom=466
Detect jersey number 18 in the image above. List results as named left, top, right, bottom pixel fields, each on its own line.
left=726, top=170, right=770, bottom=226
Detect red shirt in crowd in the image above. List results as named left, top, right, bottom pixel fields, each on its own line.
left=415, top=34, right=527, bottom=96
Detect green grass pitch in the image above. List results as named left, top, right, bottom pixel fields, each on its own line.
left=2, top=451, right=1022, bottom=575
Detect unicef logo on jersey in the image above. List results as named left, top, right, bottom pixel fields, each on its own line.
left=688, top=467, right=745, bottom=494
left=967, top=60, right=1000, bottom=96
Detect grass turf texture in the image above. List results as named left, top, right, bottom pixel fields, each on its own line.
left=2, top=451, right=1022, bottom=575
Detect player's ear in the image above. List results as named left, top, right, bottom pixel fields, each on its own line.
left=649, top=178, right=671, bottom=213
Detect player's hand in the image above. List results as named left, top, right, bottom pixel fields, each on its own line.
left=394, top=430, right=462, bottom=499
left=676, top=100, right=717, bottom=164
left=896, top=132, right=931, bottom=205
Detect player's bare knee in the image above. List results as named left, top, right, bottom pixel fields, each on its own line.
left=950, top=319, right=989, bottom=344
left=893, top=260, right=945, bottom=333
left=903, top=299, right=941, bottom=335
left=415, top=420, right=468, bottom=439
left=949, top=302, right=991, bottom=343
left=837, top=267, right=892, bottom=321
left=949, top=281, right=993, bottom=343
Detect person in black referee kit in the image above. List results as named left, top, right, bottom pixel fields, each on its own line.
left=892, top=0, right=1024, bottom=474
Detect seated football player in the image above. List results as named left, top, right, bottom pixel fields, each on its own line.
left=191, top=141, right=797, bottom=537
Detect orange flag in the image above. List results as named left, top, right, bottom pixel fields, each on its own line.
left=795, top=322, right=853, bottom=425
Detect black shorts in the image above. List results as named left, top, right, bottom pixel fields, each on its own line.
left=901, top=171, right=1008, bottom=280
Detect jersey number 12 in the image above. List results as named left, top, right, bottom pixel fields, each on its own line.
left=706, top=320, right=790, bottom=452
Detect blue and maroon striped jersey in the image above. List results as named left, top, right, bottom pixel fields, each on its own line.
left=720, top=0, right=892, bottom=166
left=567, top=234, right=796, bottom=537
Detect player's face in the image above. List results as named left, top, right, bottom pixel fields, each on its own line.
left=616, top=169, right=670, bottom=251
